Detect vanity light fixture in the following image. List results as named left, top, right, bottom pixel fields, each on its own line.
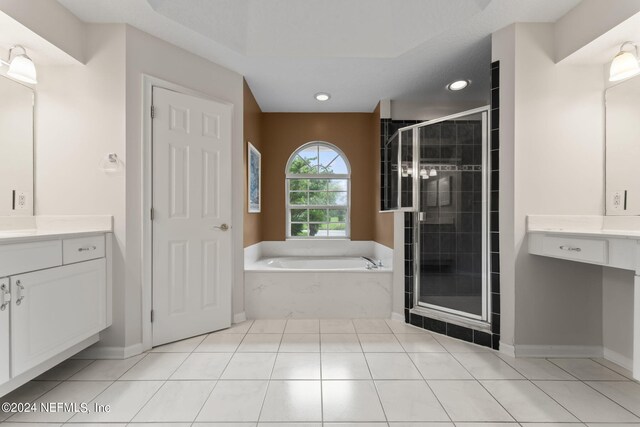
left=0, top=45, right=37, bottom=84
left=609, top=41, right=640, bottom=82
left=446, top=79, right=469, bottom=91
left=314, top=92, right=331, bottom=101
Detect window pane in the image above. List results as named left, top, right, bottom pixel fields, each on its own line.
left=308, top=179, right=328, bottom=191
left=309, top=209, right=327, bottom=222
left=291, top=209, right=308, bottom=222
left=328, top=192, right=348, bottom=205
left=328, top=156, right=348, bottom=174
left=289, top=179, right=309, bottom=191
left=328, top=223, right=347, bottom=237
left=290, top=223, right=308, bottom=237
left=319, top=150, right=338, bottom=173
left=290, top=192, right=308, bottom=205
left=298, top=148, right=319, bottom=173
left=308, top=224, right=324, bottom=237
left=328, top=209, right=347, bottom=222
left=289, top=155, right=318, bottom=174
left=309, top=191, right=329, bottom=205
left=327, top=179, right=347, bottom=191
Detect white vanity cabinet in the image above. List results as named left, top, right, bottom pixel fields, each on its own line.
left=0, top=278, right=9, bottom=385
left=10, top=259, right=106, bottom=376
left=527, top=215, right=640, bottom=380
left=0, top=231, right=112, bottom=397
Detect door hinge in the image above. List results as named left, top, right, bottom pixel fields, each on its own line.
left=150, top=310, right=154, bottom=323
left=151, top=105, right=156, bottom=119
left=150, top=208, right=155, bottom=221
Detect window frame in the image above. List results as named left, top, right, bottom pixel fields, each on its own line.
left=285, top=141, right=351, bottom=240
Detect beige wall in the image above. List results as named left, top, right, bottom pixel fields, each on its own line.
left=261, top=113, right=376, bottom=241
left=243, top=81, right=263, bottom=247
left=493, top=23, right=605, bottom=350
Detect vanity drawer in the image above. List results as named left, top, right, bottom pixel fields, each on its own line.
left=0, top=240, right=62, bottom=277
left=63, top=235, right=105, bottom=264
left=541, top=235, right=608, bottom=264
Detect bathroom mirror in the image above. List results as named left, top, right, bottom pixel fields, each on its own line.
left=605, top=75, right=640, bottom=216
left=0, top=74, right=34, bottom=216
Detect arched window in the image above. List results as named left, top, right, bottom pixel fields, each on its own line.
left=286, top=142, right=351, bottom=238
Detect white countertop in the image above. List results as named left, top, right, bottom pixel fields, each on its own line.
left=527, top=215, right=640, bottom=239
left=0, top=215, right=113, bottom=244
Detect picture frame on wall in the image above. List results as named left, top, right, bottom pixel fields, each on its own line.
left=248, top=142, right=261, bottom=213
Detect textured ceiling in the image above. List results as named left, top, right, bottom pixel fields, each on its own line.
left=57, top=0, right=581, bottom=112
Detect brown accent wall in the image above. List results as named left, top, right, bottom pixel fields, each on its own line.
left=261, top=113, right=376, bottom=241
left=371, top=104, right=394, bottom=248
left=243, top=80, right=263, bottom=247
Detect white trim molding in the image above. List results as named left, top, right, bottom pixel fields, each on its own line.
left=604, top=347, right=634, bottom=371
left=391, top=312, right=405, bottom=322
left=73, top=343, right=144, bottom=360
left=233, top=312, right=247, bottom=324
left=514, top=344, right=604, bottom=359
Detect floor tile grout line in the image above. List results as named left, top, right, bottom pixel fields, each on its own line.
left=544, top=358, right=640, bottom=419
left=253, top=324, right=286, bottom=423
left=495, top=352, right=580, bottom=381
left=405, top=340, right=455, bottom=424
left=358, top=328, right=390, bottom=424
left=526, top=377, right=593, bottom=424
left=123, top=330, right=218, bottom=424
left=580, top=378, right=640, bottom=420
left=590, top=357, right=635, bottom=381
left=546, top=357, right=627, bottom=382
left=318, top=320, right=327, bottom=424
left=192, top=324, right=252, bottom=424
left=445, top=345, right=518, bottom=423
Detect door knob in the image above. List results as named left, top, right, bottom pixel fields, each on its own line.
left=213, top=224, right=230, bottom=231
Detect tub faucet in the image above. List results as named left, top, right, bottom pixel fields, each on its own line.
left=362, top=256, right=382, bottom=269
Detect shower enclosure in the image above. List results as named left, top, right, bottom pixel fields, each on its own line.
left=386, top=107, right=491, bottom=325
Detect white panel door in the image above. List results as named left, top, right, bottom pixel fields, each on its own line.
left=10, top=259, right=106, bottom=377
left=152, top=87, right=232, bottom=346
left=0, top=277, right=9, bottom=385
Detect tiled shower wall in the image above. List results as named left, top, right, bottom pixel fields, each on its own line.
left=382, top=62, right=501, bottom=349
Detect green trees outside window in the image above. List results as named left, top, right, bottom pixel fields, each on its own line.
left=286, top=143, right=350, bottom=238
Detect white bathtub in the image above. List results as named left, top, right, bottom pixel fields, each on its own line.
left=245, top=251, right=392, bottom=318
left=255, top=256, right=389, bottom=272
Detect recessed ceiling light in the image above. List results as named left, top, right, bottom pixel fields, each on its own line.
left=315, top=92, right=331, bottom=101
left=447, top=80, right=470, bottom=91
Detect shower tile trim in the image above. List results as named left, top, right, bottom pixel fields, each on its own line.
left=401, top=61, right=501, bottom=350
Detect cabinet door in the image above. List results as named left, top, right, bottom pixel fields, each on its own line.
left=11, top=259, right=106, bottom=377
left=0, top=277, right=9, bottom=385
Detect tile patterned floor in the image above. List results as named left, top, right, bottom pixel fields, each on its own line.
left=1, top=318, right=639, bottom=426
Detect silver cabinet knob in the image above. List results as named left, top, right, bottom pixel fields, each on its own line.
left=213, top=224, right=230, bottom=231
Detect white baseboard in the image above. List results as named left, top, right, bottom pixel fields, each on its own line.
left=515, top=344, right=603, bottom=358
left=73, top=343, right=144, bottom=360
left=499, top=341, right=516, bottom=357
left=234, top=312, right=247, bottom=323
left=390, top=312, right=405, bottom=322
left=604, top=347, right=633, bottom=371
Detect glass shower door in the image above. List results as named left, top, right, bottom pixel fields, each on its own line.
left=414, top=108, right=489, bottom=321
